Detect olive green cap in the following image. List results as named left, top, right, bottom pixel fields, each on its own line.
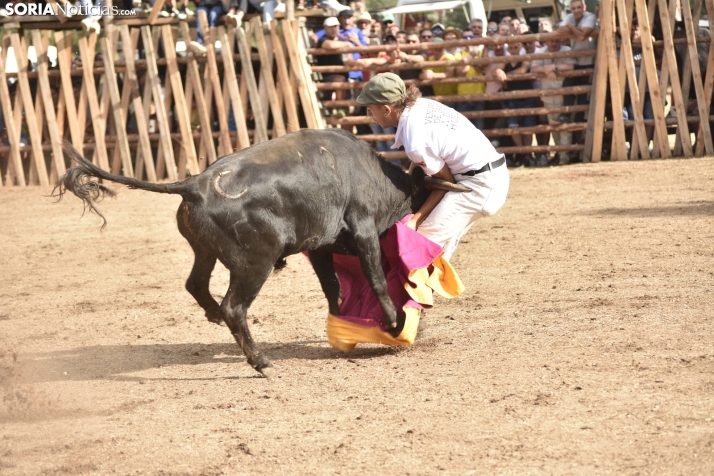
left=356, top=72, right=406, bottom=105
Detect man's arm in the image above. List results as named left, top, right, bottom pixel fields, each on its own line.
left=405, top=165, right=456, bottom=230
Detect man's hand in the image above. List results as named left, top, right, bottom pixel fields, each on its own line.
left=493, top=68, right=507, bottom=82
left=347, top=32, right=360, bottom=45
left=547, top=70, right=557, bottom=81
left=404, top=216, right=419, bottom=231
left=420, top=69, right=435, bottom=80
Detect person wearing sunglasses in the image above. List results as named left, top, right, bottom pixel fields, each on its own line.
left=431, top=22, right=445, bottom=39
left=419, top=28, right=433, bottom=42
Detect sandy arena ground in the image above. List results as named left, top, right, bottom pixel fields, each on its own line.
left=1, top=157, right=713, bottom=475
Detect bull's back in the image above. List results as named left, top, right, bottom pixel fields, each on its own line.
left=193, top=129, right=382, bottom=254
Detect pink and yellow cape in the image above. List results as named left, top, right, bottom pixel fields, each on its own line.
left=326, top=216, right=464, bottom=352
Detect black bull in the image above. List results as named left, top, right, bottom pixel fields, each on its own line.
left=55, top=129, right=467, bottom=377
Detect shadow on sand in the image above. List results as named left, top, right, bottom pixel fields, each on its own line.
left=20, top=340, right=402, bottom=383
left=586, top=201, right=714, bottom=217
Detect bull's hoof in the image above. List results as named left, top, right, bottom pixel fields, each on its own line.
left=256, top=364, right=274, bottom=379
left=207, top=316, right=225, bottom=326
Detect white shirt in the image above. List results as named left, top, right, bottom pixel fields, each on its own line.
left=563, top=11, right=598, bottom=65
left=391, top=98, right=501, bottom=176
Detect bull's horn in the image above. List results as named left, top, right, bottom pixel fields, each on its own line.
left=424, top=176, right=471, bottom=192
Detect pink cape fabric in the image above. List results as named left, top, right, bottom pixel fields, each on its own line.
left=331, top=216, right=444, bottom=331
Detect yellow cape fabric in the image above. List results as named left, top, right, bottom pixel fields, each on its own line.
left=327, top=253, right=464, bottom=352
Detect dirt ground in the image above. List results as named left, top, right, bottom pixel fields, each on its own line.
left=1, top=157, right=713, bottom=475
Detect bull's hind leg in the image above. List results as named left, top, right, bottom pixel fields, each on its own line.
left=185, top=249, right=224, bottom=325
left=221, top=265, right=274, bottom=377
left=308, top=250, right=341, bottom=315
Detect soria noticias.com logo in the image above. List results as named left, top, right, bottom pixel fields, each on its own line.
left=4, top=2, right=136, bottom=16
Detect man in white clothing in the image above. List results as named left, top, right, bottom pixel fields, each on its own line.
left=356, top=73, right=510, bottom=260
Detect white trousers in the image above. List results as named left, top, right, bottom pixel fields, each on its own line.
left=417, top=163, right=510, bottom=261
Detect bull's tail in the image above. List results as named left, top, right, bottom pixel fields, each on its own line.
left=53, top=142, right=198, bottom=228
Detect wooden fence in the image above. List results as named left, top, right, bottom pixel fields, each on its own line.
left=0, top=8, right=324, bottom=187
left=0, top=0, right=712, bottom=187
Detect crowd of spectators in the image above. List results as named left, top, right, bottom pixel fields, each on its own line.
left=311, top=0, right=602, bottom=166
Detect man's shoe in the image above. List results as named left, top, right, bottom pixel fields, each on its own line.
left=188, top=41, right=207, bottom=55
left=536, top=154, right=549, bottom=167
left=556, top=114, right=572, bottom=124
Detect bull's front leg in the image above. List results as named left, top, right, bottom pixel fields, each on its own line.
left=308, top=250, right=342, bottom=315
left=348, top=228, right=399, bottom=333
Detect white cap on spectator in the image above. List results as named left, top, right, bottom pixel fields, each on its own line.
left=324, top=17, right=340, bottom=27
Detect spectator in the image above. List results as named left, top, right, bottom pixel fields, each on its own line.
left=443, top=27, right=464, bottom=55
left=370, top=21, right=382, bottom=38
left=455, top=29, right=486, bottom=130
left=470, top=18, right=484, bottom=37
left=486, top=21, right=499, bottom=37
left=503, top=35, right=537, bottom=166
left=315, top=17, right=356, bottom=112
left=419, top=28, right=434, bottom=42
left=380, top=12, right=395, bottom=33
left=531, top=37, right=576, bottom=165
left=396, top=31, right=427, bottom=83
left=419, top=37, right=457, bottom=96
left=509, top=17, right=522, bottom=36
left=396, top=30, right=408, bottom=44
left=627, top=18, right=654, bottom=146
left=355, top=11, right=373, bottom=38
left=431, top=22, right=445, bottom=39
left=189, top=0, right=241, bottom=55
left=558, top=0, right=597, bottom=124
left=386, top=22, right=400, bottom=38
left=315, top=9, right=369, bottom=83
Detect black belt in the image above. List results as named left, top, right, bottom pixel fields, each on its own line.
left=461, top=156, right=506, bottom=176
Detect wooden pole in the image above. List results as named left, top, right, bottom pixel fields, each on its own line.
left=179, top=21, right=218, bottom=166
left=270, top=19, right=300, bottom=133
left=11, top=31, right=50, bottom=185
left=695, top=0, right=714, bottom=156
left=161, top=24, right=199, bottom=177
left=140, top=25, right=177, bottom=181
left=251, top=18, right=287, bottom=137
left=101, top=36, right=135, bottom=177
left=32, top=30, right=67, bottom=178
left=634, top=0, right=671, bottom=157
left=0, top=36, right=25, bottom=186
left=234, top=26, right=269, bottom=143
left=198, top=12, right=234, bottom=155
left=217, top=26, right=251, bottom=150
left=682, top=0, right=714, bottom=155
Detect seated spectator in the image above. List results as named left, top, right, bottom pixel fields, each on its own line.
left=419, top=37, right=457, bottom=96
left=189, top=0, right=241, bottom=55
left=503, top=36, right=537, bottom=166
left=531, top=38, right=576, bottom=165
